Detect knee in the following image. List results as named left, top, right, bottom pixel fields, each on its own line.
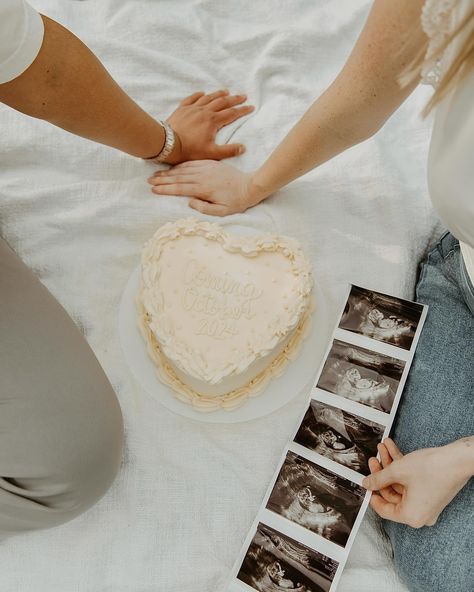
left=385, top=519, right=473, bottom=592
left=49, top=388, right=124, bottom=523
left=1, top=383, right=124, bottom=534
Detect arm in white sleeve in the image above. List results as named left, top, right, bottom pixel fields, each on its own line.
left=0, top=0, right=44, bottom=83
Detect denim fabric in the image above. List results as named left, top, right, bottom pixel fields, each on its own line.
left=384, top=232, right=474, bottom=592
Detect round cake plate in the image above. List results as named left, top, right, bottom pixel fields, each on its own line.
left=119, top=257, right=332, bottom=425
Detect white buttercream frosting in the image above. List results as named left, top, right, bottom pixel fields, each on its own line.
left=137, top=218, right=314, bottom=411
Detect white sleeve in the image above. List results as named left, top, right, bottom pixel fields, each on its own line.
left=0, top=0, right=45, bottom=84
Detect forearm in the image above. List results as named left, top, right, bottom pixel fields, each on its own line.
left=249, top=81, right=393, bottom=202
left=249, top=0, right=426, bottom=203
left=0, top=15, right=164, bottom=158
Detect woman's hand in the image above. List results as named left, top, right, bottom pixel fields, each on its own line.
left=147, top=160, right=264, bottom=216
left=164, top=90, right=254, bottom=165
left=362, top=438, right=472, bottom=528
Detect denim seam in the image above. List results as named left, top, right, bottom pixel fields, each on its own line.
left=439, top=249, right=460, bottom=288
left=440, top=246, right=459, bottom=261
left=415, top=259, right=430, bottom=300
left=459, top=252, right=474, bottom=317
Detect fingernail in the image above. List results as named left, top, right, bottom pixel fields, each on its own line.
left=238, top=146, right=245, bottom=155
left=362, top=478, right=369, bottom=488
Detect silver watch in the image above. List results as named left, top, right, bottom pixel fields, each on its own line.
left=146, top=120, right=176, bottom=163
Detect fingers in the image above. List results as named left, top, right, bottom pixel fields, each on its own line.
left=384, top=438, right=404, bottom=460
left=368, top=458, right=402, bottom=504
left=156, top=160, right=215, bottom=174
left=378, top=443, right=393, bottom=468
left=378, top=441, right=404, bottom=495
left=363, top=462, right=397, bottom=491
left=369, top=493, right=402, bottom=523
left=371, top=493, right=435, bottom=528
left=150, top=183, right=203, bottom=197
left=195, top=89, right=229, bottom=106
left=180, top=91, right=205, bottom=106
left=188, top=199, right=228, bottom=217
left=210, top=143, right=246, bottom=160
left=207, top=94, right=248, bottom=112
left=214, top=105, right=255, bottom=128
left=368, top=456, right=382, bottom=472
left=148, top=174, right=198, bottom=187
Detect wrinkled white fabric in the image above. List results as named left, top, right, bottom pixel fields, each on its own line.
left=0, top=0, right=438, bottom=590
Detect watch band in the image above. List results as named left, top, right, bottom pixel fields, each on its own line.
left=145, top=120, right=175, bottom=164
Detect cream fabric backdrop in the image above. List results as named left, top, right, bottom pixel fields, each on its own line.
left=0, top=0, right=441, bottom=590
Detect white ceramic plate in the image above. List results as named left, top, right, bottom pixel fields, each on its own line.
left=119, top=230, right=332, bottom=424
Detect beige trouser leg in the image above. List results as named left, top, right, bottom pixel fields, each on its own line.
left=0, top=238, right=123, bottom=534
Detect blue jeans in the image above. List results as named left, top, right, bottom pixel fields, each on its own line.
left=384, top=232, right=474, bottom=592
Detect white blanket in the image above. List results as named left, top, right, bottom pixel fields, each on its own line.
left=0, top=0, right=442, bottom=590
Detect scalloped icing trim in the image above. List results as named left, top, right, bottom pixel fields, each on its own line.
left=137, top=296, right=315, bottom=412
left=140, top=218, right=314, bottom=384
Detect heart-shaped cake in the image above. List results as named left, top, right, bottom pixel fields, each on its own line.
left=137, top=218, right=313, bottom=411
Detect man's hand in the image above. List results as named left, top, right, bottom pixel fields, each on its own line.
left=363, top=438, right=472, bottom=528
left=0, top=16, right=254, bottom=163
left=147, top=159, right=265, bottom=216
left=164, top=90, right=254, bottom=165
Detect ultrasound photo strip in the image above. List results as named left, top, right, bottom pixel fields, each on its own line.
left=293, top=399, right=385, bottom=477
left=226, top=285, right=428, bottom=592
left=236, top=523, right=339, bottom=592
left=315, top=339, right=406, bottom=415
left=339, top=285, right=424, bottom=351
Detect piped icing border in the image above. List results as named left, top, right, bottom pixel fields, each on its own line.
left=139, top=218, right=313, bottom=384
left=137, top=295, right=314, bottom=412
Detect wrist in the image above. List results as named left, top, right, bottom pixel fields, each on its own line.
left=143, top=121, right=180, bottom=164
left=247, top=172, right=272, bottom=207
left=162, top=129, right=182, bottom=165
left=444, top=437, right=474, bottom=481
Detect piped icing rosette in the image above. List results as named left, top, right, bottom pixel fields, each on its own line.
left=137, top=218, right=314, bottom=411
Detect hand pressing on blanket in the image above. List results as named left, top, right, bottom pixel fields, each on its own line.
left=165, top=90, right=254, bottom=165
left=362, top=437, right=474, bottom=528
left=148, top=0, right=428, bottom=214
left=0, top=13, right=252, bottom=165
left=148, top=160, right=258, bottom=216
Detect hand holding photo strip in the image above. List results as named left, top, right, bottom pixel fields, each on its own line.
left=226, top=285, right=428, bottom=592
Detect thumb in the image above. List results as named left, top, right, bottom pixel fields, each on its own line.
left=209, top=143, right=245, bottom=160
left=363, top=464, right=397, bottom=491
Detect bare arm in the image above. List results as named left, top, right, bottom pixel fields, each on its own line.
left=149, top=0, right=427, bottom=212
left=0, top=15, right=253, bottom=163
left=250, top=0, right=427, bottom=199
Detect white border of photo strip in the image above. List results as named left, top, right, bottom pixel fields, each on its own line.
left=226, top=283, right=428, bottom=592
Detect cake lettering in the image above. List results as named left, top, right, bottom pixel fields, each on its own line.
left=196, top=318, right=239, bottom=340
left=181, top=259, right=263, bottom=339
left=182, top=287, right=257, bottom=321
left=184, top=259, right=262, bottom=300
